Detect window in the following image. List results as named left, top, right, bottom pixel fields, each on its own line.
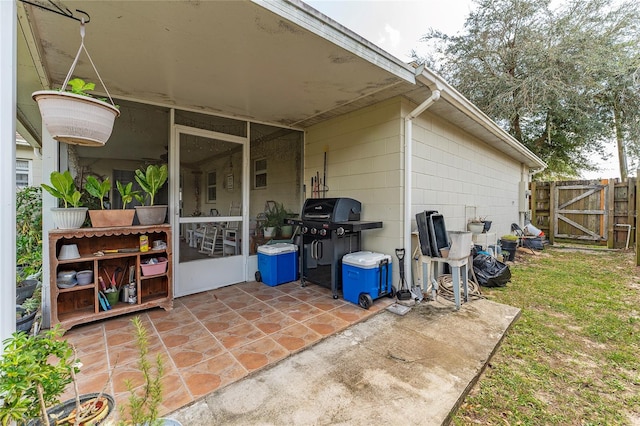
left=254, top=158, right=267, bottom=189
left=16, top=159, right=31, bottom=188
left=207, top=171, right=217, bottom=202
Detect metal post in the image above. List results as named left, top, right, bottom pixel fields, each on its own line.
left=1, top=0, right=17, bottom=347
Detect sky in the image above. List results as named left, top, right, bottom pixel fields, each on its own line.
left=305, top=0, right=620, bottom=180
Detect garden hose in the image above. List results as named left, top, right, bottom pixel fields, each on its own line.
left=436, top=274, right=483, bottom=300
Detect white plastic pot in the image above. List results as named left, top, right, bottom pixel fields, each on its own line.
left=32, top=90, right=120, bottom=147
left=51, top=207, right=87, bottom=229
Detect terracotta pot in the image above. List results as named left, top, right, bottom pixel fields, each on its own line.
left=135, top=205, right=168, bottom=225
left=89, top=209, right=135, bottom=228
left=32, top=90, right=120, bottom=147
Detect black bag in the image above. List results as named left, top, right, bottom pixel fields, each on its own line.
left=473, top=254, right=511, bottom=287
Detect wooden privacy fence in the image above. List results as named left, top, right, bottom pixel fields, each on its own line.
left=530, top=178, right=636, bottom=250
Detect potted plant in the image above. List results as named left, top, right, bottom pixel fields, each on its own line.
left=134, top=164, right=169, bottom=226
left=500, top=234, right=519, bottom=261
left=32, top=78, right=120, bottom=147
left=41, top=171, right=87, bottom=229
left=16, top=186, right=43, bottom=283
left=16, top=286, right=41, bottom=333
left=263, top=202, right=289, bottom=238
left=85, top=176, right=137, bottom=227
left=0, top=325, right=115, bottom=426
left=119, top=316, right=182, bottom=425
left=467, top=217, right=485, bottom=234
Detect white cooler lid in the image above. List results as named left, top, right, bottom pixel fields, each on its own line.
left=342, top=251, right=391, bottom=268
left=258, top=242, right=298, bottom=255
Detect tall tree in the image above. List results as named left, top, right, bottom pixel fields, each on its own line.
left=418, top=0, right=640, bottom=180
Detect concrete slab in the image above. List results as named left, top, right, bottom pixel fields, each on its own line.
left=170, top=298, right=520, bottom=425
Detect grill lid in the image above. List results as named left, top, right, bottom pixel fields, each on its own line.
left=302, top=198, right=361, bottom=222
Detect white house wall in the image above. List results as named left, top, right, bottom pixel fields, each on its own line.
left=407, top=98, right=524, bottom=239
left=305, top=97, right=404, bottom=258
left=16, top=142, right=42, bottom=186
left=306, top=96, right=529, bottom=287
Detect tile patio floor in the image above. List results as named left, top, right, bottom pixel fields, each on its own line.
left=60, top=280, right=394, bottom=418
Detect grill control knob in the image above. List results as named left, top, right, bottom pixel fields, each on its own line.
left=302, top=226, right=308, bottom=234
left=310, top=228, right=317, bottom=235
left=336, top=227, right=345, bottom=236
left=319, top=229, right=327, bottom=236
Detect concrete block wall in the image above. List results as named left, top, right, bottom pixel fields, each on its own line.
left=407, top=99, right=524, bottom=239
left=305, top=97, right=404, bottom=257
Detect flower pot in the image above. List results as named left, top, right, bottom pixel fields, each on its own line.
left=105, top=290, right=119, bottom=306
left=468, top=222, right=484, bottom=234
left=500, top=239, right=518, bottom=261
left=51, top=207, right=87, bottom=229
left=89, top=209, right=135, bottom=227
left=263, top=226, right=276, bottom=238
left=135, top=205, right=167, bottom=225
left=280, top=224, right=293, bottom=239
left=16, top=279, right=39, bottom=304
left=16, top=306, right=37, bottom=333
left=32, top=90, right=120, bottom=147
left=27, top=393, right=115, bottom=426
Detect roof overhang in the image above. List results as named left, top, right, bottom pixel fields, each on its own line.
left=16, top=0, right=544, bottom=170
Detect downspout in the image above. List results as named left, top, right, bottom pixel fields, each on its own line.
left=404, top=88, right=440, bottom=286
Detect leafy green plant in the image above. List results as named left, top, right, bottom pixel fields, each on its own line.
left=16, top=186, right=42, bottom=281
left=119, top=316, right=164, bottom=425
left=64, top=78, right=117, bottom=107
left=0, top=325, right=79, bottom=425
left=20, top=287, right=41, bottom=314
left=264, top=202, right=289, bottom=232
left=85, top=176, right=111, bottom=210
left=116, top=181, right=139, bottom=209
left=65, top=78, right=96, bottom=97
left=41, top=171, right=83, bottom=208
left=134, top=164, right=168, bottom=206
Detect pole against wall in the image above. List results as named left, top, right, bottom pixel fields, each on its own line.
left=1, top=0, right=17, bottom=346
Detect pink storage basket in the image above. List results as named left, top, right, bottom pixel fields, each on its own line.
left=140, top=257, right=168, bottom=276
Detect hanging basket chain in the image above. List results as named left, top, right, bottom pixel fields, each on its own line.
left=61, top=19, right=117, bottom=108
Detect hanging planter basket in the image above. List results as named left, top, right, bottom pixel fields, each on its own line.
left=32, top=91, right=119, bottom=146
left=32, top=20, right=119, bottom=147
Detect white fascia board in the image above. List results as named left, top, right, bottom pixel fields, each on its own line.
left=254, top=0, right=416, bottom=84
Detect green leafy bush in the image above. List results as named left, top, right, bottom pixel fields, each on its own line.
left=16, top=186, right=42, bottom=281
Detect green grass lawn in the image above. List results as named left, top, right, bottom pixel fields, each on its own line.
left=454, top=247, right=640, bottom=425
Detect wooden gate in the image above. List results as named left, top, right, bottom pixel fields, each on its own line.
left=531, top=178, right=636, bottom=249
left=554, top=182, right=608, bottom=241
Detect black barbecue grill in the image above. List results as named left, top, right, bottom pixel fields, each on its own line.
left=287, top=198, right=383, bottom=298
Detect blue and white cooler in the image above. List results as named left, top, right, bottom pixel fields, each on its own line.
left=257, top=243, right=298, bottom=286
left=342, top=251, right=393, bottom=309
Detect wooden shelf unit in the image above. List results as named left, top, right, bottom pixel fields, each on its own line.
left=49, top=225, right=173, bottom=330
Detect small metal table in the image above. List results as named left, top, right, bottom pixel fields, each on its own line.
left=417, top=253, right=469, bottom=310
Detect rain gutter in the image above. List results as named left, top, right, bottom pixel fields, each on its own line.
left=403, top=65, right=442, bottom=284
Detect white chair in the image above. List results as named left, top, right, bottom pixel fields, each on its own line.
left=189, top=225, right=205, bottom=248
left=223, top=202, right=241, bottom=256
left=199, top=224, right=222, bottom=256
